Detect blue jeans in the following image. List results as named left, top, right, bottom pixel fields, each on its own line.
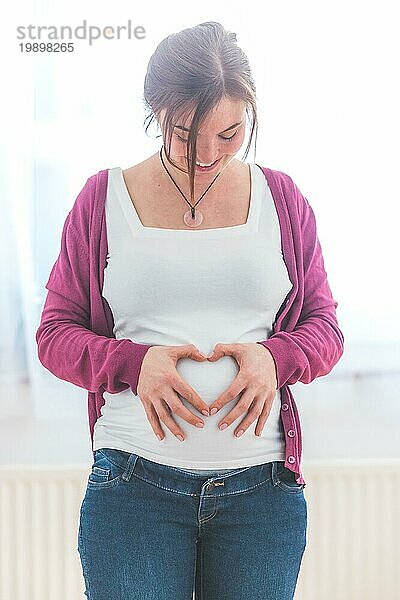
left=78, top=448, right=307, bottom=599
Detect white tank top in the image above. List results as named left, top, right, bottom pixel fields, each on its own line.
left=94, top=163, right=293, bottom=473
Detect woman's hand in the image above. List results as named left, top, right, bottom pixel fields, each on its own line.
left=137, top=344, right=210, bottom=442
left=206, top=343, right=278, bottom=438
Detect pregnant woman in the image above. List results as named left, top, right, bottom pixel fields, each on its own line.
left=36, top=21, right=344, bottom=600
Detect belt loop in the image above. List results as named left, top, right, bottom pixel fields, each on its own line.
left=121, top=453, right=139, bottom=482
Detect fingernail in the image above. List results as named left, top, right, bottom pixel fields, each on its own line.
left=210, top=408, right=218, bottom=415
left=202, top=409, right=209, bottom=416
left=176, top=434, right=184, bottom=442
left=236, top=429, right=244, bottom=437
left=156, top=434, right=163, bottom=441
left=219, top=423, right=228, bottom=430
left=195, top=421, right=204, bottom=428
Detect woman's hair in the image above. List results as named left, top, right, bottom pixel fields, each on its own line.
left=143, top=21, right=258, bottom=204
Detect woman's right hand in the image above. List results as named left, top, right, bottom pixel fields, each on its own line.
left=137, top=344, right=210, bottom=442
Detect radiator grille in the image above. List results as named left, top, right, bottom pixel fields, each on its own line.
left=0, top=460, right=399, bottom=600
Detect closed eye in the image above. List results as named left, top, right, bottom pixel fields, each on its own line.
left=176, top=131, right=238, bottom=143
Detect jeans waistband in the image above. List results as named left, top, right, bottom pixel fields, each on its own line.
left=95, top=448, right=282, bottom=497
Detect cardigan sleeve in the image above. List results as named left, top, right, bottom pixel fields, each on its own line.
left=35, top=185, right=153, bottom=395
left=257, top=191, right=344, bottom=389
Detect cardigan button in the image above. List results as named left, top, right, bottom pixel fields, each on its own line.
left=288, top=429, right=295, bottom=437
left=281, top=403, right=289, bottom=411
left=288, top=456, right=295, bottom=464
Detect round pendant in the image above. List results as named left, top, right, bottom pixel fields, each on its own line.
left=183, top=209, right=203, bottom=228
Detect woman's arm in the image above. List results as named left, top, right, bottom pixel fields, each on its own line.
left=36, top=288, right=152, bottom=395
left=257, top=192, right=344, bottom=389
left=35, top=180, right=153, bottom=395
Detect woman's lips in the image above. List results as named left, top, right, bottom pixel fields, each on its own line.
left=195, top=157, right=221, bottom=172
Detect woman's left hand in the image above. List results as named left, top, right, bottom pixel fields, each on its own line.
left=206, top=343, right=278, bottom=437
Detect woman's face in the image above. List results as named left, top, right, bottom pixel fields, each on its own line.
left=158, top=96, right=247, bottom=178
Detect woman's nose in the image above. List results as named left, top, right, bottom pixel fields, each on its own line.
left=195, top=140, right=220, bottom=164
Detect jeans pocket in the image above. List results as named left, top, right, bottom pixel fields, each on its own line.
left=272, top=461, right=305, bottom=494
left=87, top=449, right=126, bottom=490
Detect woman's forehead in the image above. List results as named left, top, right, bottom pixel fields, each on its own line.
left=161, top=98, right=246, bottom=131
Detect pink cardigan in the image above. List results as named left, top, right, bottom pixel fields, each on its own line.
left=35, top=165, right=344, bottom=485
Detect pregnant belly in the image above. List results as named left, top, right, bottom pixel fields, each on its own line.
left=175, top=355, right=240, bottom=407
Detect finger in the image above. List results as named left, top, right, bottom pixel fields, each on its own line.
left=142, top=400, right=165, bottom=441
left=162, top=388, right=205, bottom=429
left=215, top=389, right=255, bottom=430
left=153, top=398, right=188, bottom=442
left=255, top=397, right=273, bottom=436
left=208, top=377, right=246, bottom=414
left=172, top=344, right=208, bottom=362
left=207, top=343, right=237, bottom=361
left=172, top=376, right=210, bottom=416
left=232, top=397, right=265, bottom=437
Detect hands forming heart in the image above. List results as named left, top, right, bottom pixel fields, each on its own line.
left=204, top=342, right=278, bottom=438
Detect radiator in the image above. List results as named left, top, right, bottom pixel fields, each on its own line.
left=0, top=459, right=399, bottom=600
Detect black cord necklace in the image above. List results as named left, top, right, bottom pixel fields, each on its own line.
left=159, top=146, right=222, bottom=228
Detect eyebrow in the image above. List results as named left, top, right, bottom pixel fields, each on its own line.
left=174, top=120, right=243, bottom=134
